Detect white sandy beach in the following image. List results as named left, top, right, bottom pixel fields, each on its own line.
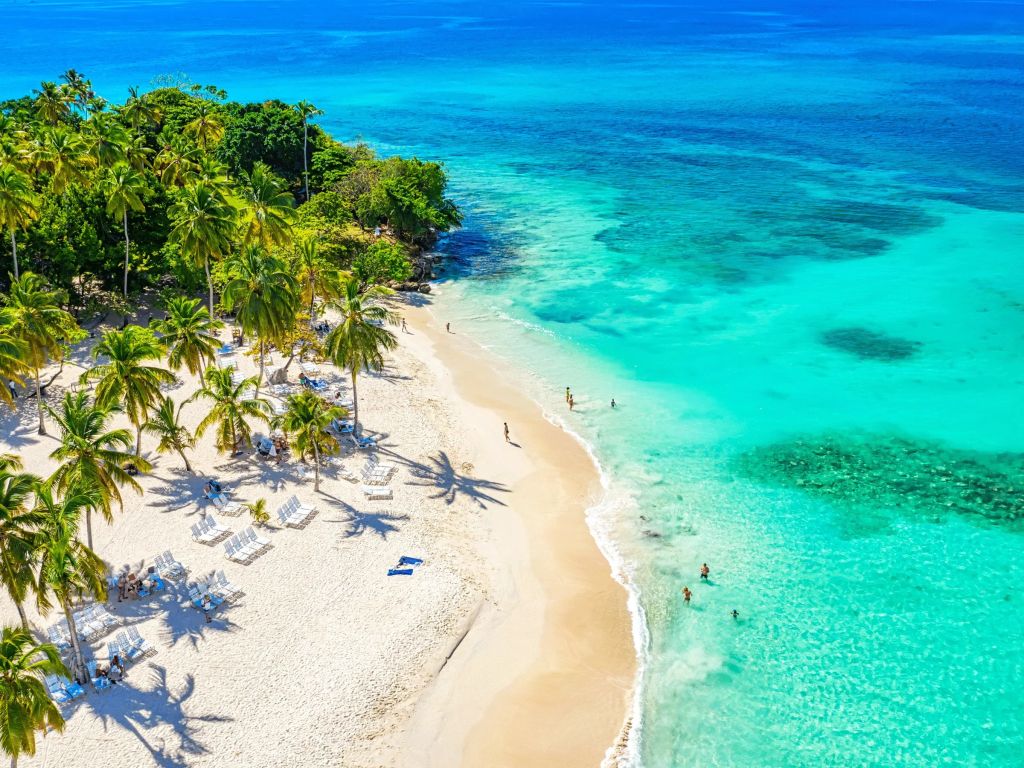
left=1, top=292, right=634, bottom=768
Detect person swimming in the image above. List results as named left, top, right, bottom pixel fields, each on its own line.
left=731, top=609, right=739, bottom=619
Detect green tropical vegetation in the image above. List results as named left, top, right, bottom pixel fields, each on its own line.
left=0, top=625, right=67, bottom=767
left=0, top=74, right=451, bottom=763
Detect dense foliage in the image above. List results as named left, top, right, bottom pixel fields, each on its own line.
left=0, top=71, right=460, bottom=307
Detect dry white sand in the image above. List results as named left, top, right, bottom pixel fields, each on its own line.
left=1, top=291, right=633, bottom=768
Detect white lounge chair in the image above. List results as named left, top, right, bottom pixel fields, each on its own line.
left=362, top=485, right=393, bottom=500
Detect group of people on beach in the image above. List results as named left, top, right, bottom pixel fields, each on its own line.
left=682, top=563, right=740, bottom=620
left=115, top=569, right=161, bottom=602
left=565, top=386, right=617, bottom=412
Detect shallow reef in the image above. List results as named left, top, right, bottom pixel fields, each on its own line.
left=735, top=433, right=1024, bottom=529
left=820, top=327, right=922, bottom=361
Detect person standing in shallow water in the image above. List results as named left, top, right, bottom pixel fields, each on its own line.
left=565, top=386, right=571, bottom=403
left=682, top=586, right=692, bottom=604
left=700, top=563, right=710, bottom=581
left=611, top=398, right=616, bottom=408
left=568, top=395, right=575, bottom=411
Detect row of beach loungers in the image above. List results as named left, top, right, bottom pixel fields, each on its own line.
left=191, top=514, right=232, bottom=545
left=224, top=527, right=272, bottom=564
left=276, top=495, right=317, bottom=527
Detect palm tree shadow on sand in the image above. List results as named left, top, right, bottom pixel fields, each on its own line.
left=317, top=495, right=409, bottom=539
left=398, top=450, right=508, bottom=509
left=80, top=663, right=233, bottom=768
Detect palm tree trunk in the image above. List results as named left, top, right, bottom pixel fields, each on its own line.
left=204, top=258, right=215, bottom=317
left=0, top=545, right=30, bottom=631
left=135, top=422, right=143, bottom=456
left=178, top=448, right=193, bottom=473
left=257, top=343, right=264, bottom=396
left=34, top=368, right=45, bottom=434
left=61, top=596, right=87, bottom=683
left=309, top=282, right=316, bottom=328
left=303, top=121, right=309, bottom=201
left=312, top=440, right=320, bottom=491
left=85, top=509, right=93, bottom=549
left=122, top=212, right=130, bottom=298
left=351, top=369, right=359, bottom=436
left=10, top=230, right=18, bottom=280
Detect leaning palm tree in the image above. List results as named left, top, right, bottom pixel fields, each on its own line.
left=274, top=391, right=343, bottom=492
left=222, top=245, right=299, bottom=392
left=168, top=180, right=237, bottom=316
left=45, top=391, right=144, bottom=549
left=0, top=165, right=39, bottom=279
left=324, top=278, right=398, bottom=435
left=143, top=395, right=196, bottom=473
left=121, top=86, right=161, bottom=132
left=0, top=457, right=43, bottom=630
left=151, top=296, right=223, bottom=377
left=293, top=237, right=344, bottom=327
left=0, top=273, right=82, bottom=434
left=237, top=162, right=296, bottom=248
left=189, top=367, right=269, bottom=455
left=0, top=625, right=68, bottom=767
left=294, top=100, right=322, bottom=200
left=34, top=484, right=106, bottom=685
left=101, top=163, right=146, bottom=296
left=81, top=325, right=174, bottom=456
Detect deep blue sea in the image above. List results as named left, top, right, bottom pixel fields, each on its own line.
left=3, top=1, right=1023, bottom=765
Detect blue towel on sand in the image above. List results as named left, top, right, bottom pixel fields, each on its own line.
left=398, top=556, right=423, bottom=566
left=387, top=568, right=414, bottom=576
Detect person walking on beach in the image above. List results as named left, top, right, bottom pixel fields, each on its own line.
left=504, top=422, right=510, bottom=443
left=682, top=586, right=692, bottom=604
left=700, top=563, right=710, bottom=581
left=446, top=322, right=451, bottom=333
left=402, top=318, right=408, bottom=333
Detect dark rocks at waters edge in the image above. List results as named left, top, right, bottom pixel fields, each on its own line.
left=392, top=282, right=432, bottom=294
left=734, top=432, right=1024, bottom=529
left=820, top=327, right=922, bottom=361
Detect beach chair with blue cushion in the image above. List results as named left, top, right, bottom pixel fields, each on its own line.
left=87, top=660, right=111, bottom=691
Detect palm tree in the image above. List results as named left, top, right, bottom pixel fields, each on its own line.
left=0, top=626, right=68, bottom=767
left=0, top=457, right=43, bottom=630
left=143, top=395, right=196, bottom=473
left=31, top=81, right=70, bottom=125
left=60, top=68, right=93, bottom=118
left=84, top=113, right=127, bottom=169
left=237, top=162, right=296, bottom=248
left=324, top=278, right=398, bottom=435
left=32, top=126, right=89, bottom=195
left=294, top=100, right=322, bottom=200
left=151, top=296, right=223, bottom=377
left=0, top=165, right=39, bottom=279
left=34, top=484, right=106, bottom=685
left=293, top=237, right=343, bottom=327
left=122, top=86, right=161, bottom=132
left=155, top=130, right=201, bottom=187
left=0, top=273, right=82, bottom=435
left=222, top=245, right=298, bottom=392
left=275, top=391, right=343, bottom=492
left=101, top=163, right=146, bottom=297
left=189, top=367, right=269, bottom=455
left=168, top=181, right=236, bottom=315
left=45, top=391, right=143, bottom=549
left=0, top=328, right=26, bottom=411
left=242, top=498, right=269, bottom=527
left=81, top=326, right=174, bottom=455
left=184, top=102, right=224, bottom=151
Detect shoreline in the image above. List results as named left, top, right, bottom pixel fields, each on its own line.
left=398, top=294, right=637, bottom=767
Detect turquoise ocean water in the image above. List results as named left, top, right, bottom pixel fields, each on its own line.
left=3, top=1, right=1023, bottom=765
